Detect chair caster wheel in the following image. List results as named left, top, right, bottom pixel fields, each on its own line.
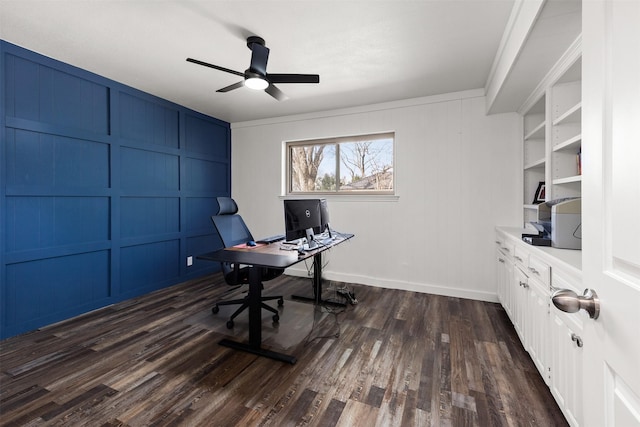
left=278, top=298, right=284, bottom=307
left=226, top=320, right=234, bottom=329
left=212, top=305, right=219, bottom=314
left=272, top=314, right=279, bottom=323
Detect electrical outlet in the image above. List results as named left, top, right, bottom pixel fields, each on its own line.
left=187, top=256, right=193, bottom=267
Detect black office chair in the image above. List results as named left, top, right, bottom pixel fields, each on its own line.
left=210, top=197, right=284, bottom=329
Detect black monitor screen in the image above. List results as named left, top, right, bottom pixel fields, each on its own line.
left=284, top=199, right=322, bottom=242
left=315, top=198, right=330, bottom=234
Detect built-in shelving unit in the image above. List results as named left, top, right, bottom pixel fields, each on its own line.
left=522, top=96, right=546, bottom=224
left=520, top=44, right=582, bottom=226
left=550, top=59, right=582, bottom=200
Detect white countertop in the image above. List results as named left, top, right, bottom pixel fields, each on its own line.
left=496, top=226, right=582, bottom=276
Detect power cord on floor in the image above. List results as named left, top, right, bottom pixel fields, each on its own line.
left=303, top=304, right=343, bottom=346
left=302, top=280, right=359, bottom=345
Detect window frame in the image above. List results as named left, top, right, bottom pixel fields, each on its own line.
left=285, top=132, right=395, bottom=196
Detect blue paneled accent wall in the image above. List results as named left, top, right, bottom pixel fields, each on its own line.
left=0, top=41, right=230, bottom=339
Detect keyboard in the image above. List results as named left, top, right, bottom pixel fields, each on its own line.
left=256, top=234, right=286, bottom=244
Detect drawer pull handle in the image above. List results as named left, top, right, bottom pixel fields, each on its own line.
left=571, top=333, right=583, bottom=348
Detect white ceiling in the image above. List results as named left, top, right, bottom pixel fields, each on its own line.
left=2, top=1, right=519, bottom=123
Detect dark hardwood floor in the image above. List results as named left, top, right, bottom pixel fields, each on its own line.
left=0, top=273, right=567, bottom=426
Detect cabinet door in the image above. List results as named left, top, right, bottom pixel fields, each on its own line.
left=495, top=249, right=507, bottom=305
left=527, top=279, right=550, bottom=383
left=550, top=311, right=583, bottom=427
left=504, top=257, right=514, bottom=321
left=496, top=247, right=514, bottom=320
left=513, top=266, right=528, bottom=344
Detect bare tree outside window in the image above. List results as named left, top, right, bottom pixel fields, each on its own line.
left=339, top=140, right=393, bottom=191
left=287, top=133, right=394, bottom=194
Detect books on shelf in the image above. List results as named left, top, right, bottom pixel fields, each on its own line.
left=577, top=147, right=582, bottom=175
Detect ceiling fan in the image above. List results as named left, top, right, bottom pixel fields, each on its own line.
left=186, top=36, right=320, bottom=101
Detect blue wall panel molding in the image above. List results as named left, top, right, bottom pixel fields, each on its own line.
left=0, top=41, right=230, bottom=339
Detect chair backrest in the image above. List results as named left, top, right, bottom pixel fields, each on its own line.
left=211, top=197, right=253, bottom=247
left=216, top=197, right=238, bottom=216
left=211, top=197, right=284, bottom=285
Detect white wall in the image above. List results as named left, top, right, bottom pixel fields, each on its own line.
left=231, top=89, right=522, bottom=302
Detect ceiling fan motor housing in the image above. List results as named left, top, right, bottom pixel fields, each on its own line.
left=246, top=36, right=266, bottom=49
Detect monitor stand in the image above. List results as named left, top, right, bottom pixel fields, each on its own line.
left=305, top=227, right=318, bottom=250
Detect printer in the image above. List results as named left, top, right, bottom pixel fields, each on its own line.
left=523, top=198, right=582, bottom=249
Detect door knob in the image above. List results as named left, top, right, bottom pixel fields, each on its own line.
left=551, top=288, right=600, bottom=319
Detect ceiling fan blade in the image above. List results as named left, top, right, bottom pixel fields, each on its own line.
left=186, top=58, right=244, bottom=78
left=267, top=73, right=320, bottom=84
left=217, top=81, right=245, bottom=93
left=265, top=84, right=288, bottom=101
left=249, top=43, right=269, bottom=75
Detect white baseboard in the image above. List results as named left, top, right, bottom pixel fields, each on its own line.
left=284, top=267, right=499, bottom=303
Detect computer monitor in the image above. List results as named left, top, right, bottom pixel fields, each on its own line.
left=315, top=198, right=332, bottom=238
left=284, top=199, right=322, bottom=248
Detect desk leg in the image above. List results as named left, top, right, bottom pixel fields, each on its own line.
left=313, top=253, right=322, bottom=305
left=291, top=252, right=346, bottom=307
left=218, top=265, right=297, bottom=364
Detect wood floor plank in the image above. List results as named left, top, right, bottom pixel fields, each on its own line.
left=0, top=273, right=567, bottom=426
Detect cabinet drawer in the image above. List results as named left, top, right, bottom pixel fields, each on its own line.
left=528, top=254, right=550, bottom=287
left=513, top=245, right=529, bottom=267
left=496, top=238, right=515, bottom=259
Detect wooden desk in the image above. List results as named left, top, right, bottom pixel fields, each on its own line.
left=197, top=233, right=354, bottom=364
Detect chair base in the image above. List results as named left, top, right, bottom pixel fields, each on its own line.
left=213, top=295, right=284, bottom=329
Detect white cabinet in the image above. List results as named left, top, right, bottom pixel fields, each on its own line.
left=495, top=234, right=514, bottom=318
left=527, top=276, right=550, bottom=383
left=513, top=265, right=529, bottom=343
left=512, top=250, right=551, bottom=383
left=495, top=227, right=582, bottom=426
left=549, top=270, right=584, bottom=427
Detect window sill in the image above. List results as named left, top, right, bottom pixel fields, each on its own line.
left=280, top=194, right=399, bottom=202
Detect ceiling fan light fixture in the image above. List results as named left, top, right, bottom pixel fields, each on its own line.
left=245, top=72, right=269, bottom=90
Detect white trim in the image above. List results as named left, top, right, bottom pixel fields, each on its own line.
left=231, top=88, right=485, bottom=129
left=284, top=269, right=499, bottom=303
left=485, top=0, right=546, bottom=112
left=485, top=0, right=528, bottom=96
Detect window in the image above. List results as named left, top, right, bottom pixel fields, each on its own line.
left=286, top=132, right=394, bottom=195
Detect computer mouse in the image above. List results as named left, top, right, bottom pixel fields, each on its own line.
left=246, top=240, right=257, bottom=247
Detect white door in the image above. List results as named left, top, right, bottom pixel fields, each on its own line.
left=581, top=1, right=640, bottom=425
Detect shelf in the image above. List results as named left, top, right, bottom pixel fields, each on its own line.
left=524, top=121, right=546, bottom=140
left=553, top=102, right=581, bottom=126
left=554, top=134, right=582, bottom=152
left=524, top=204, right=540, bottom=210
left=524, top=158, right=545, bottom=170
left=553, top=175, right=582, bottom=185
